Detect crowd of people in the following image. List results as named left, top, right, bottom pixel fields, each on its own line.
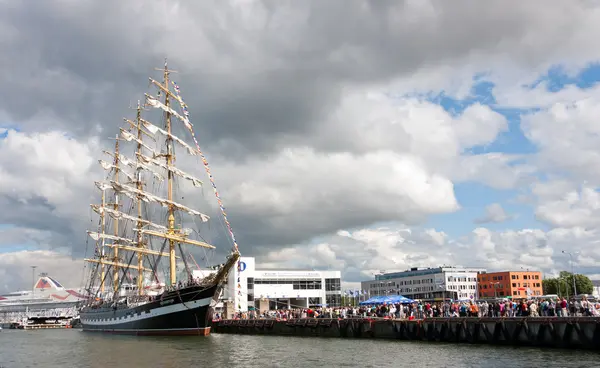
left=217, top=296, right=600, bottom=320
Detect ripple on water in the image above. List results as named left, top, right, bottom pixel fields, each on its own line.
left=0, top=329, right=598, bottom=368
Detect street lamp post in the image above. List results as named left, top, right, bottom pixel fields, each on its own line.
left=559, top=276, right=569, bottom=300
left=492, top=282, right=500, bottom=299
left=562, top=250, right=578, bottom=297
left=31, top=266, right=37, bottom=297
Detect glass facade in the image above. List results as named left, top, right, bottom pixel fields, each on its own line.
left=325, top=278, right=341, bottom=291
left=223, top=257, right=342, bottom=312
left=252, top=279, right=324, bottom=290
left=326, top=294, right=342, bottom=307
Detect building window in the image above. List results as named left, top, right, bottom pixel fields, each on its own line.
left=308, top=297, right=321, bottom=307
left=326, top=294, right=341, bottom=307
left=255, top=279, right=293, bottom=285
left=247, top=277, right=254, bottom=290
left=325, top=278, right=341, bottom=291
left=247, top=293, right=254, bottom=302
left=512, top=283, right=517, bottom=287
left=293, top=280, right=323, bottom=290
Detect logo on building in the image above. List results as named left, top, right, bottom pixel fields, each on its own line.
left=239, top=261, right=247, bottom=272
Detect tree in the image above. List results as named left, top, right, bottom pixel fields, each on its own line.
left=573, top=274, right=594, bottom=295
left=542, top=278, right=569, bottom=297
left=543, top=271, right=593, bottom=297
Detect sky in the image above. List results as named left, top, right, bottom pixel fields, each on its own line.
left=2, top=0, right=600, bottom=292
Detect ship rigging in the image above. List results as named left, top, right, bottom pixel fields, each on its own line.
left=79, top=60, right=240, bottom=336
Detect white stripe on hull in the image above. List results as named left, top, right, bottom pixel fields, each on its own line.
left=83, top=327, right=211, bottom=336
left=88, top=327, right=209, bottom=332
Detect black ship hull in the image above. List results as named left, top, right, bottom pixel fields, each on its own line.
left=80, top=283, right=219, bottom=336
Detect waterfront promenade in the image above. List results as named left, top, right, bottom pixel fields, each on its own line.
left=214, top=316, right=600, bottom=350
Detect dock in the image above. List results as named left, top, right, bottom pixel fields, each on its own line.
left=213, top=317, right=600, bottom=350
left=1, top=310, right=78, bottom=330
left=19, top=323, right=73, bottom=330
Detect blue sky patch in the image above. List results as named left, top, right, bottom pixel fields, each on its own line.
left=0, top=125, right=20, bottom=139
left=414, top=63, right=600, bottom=239
left=525, top=63, right=600, bottom=91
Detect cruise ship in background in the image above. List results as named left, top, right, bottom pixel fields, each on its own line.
left=0, top=274, right=87, bottom=313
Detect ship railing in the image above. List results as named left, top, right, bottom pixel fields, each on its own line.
left=79, top=279, right=211, bottom=309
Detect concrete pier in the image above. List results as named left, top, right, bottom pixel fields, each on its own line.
left=213, top=317, right=600, bottom=350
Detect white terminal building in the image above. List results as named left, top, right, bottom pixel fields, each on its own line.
left=218, top=257, right=342, bottom=311
left=361, top=266, right=486, bottom=301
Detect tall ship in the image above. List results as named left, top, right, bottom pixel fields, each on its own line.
left=79, top=61, right=240, bottom=336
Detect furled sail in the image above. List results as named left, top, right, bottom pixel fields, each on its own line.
left=98, top=160, right=135, bottom=182
left=108, top=181, right=210, bottom=222
left=142, top=102, right=197, bottom=155
left=136, top=153, right=203, bottom=187
left=102, top=151, right=164, bottom=181
left=145, top=93, right=193, bottom=130
left=87, top=231, right=137, bottom=244
left=120, top=128, right=158, bottom=154
left=90, top=204, right=168, bottom=231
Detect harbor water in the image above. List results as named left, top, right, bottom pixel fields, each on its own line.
left=0, top=329, right=598, bottom=368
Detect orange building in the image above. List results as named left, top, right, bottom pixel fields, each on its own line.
left=477, top=271, right=543, bottom=299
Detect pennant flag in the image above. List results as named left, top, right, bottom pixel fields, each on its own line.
left=171, top=80, right=243, bottom=311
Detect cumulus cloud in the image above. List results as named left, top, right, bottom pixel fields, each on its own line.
left=3, top=0, right=600, bottom=292
left=0, top=250, right=83, bottom=293
left=1, top=0, right=599, bottom=143
left=535, top=185, right=600, bottom=229
left=521, top=96, right=600, bottom=183
left=475, top=203, right=513, bottom=224
left=519, top=91, right=600, bottom=234
left=0, top=129, right=100, bottom=255
left=257, top=223, right=600, bottom=284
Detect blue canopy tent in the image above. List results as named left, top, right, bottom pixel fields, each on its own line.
left=359, top=295, right=415, bottom=305
left=387, top=295, right=415, bottom=304
left=358, top=296, right=388, bottom=305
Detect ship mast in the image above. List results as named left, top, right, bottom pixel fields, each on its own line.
left=100, top=188, right=106, bottom=294
left=112, top=137, right=120, bottom=294
left=135, top=102, right=145, bottom=295
left=84, top=62, right=224, bottom=298
left=159, top=61, right=178, bottom=287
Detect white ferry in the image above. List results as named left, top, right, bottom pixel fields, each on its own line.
left=0, top=274, right=87, bottom=313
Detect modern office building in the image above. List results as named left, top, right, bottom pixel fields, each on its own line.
left=216, top=257, right=341, bottom=312
left=360, top=266, right=486, bottom=301
left=477, top=270, right=543, bottom=299
left=592, top=280, right=600, bottom=299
